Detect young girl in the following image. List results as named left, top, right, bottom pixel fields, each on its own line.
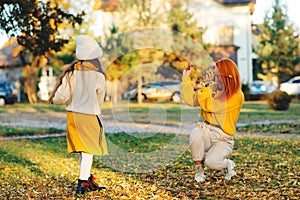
left=181, top=58, right=244, bottom=182
left=49, top=35, right=108, bottom=194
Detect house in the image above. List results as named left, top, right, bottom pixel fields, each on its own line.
left=0, top=38, right=56, bottom=102
left=0, top=38, right=23, bottom=102
left=0, top=38, right=23, bottom=83
left=97, top=0, right=255, bottom=84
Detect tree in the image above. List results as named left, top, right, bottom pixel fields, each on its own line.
left=254, top=0, right=299, bottom=86
left=165, top=0, right=210, bottom=81
left=116, top=0, right=167, bottom=31
left=0, top=0, right=84, bottom=103
left=99, top=0, right=170, bottom=104
left=168, top=1, right=204, bottom=42
left=100, top=25, right=138, bottom=103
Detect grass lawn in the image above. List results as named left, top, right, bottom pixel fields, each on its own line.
left=0, top=101, right=299, bottom=199
left=102, top=100, right=300, bottom=130
left=0, top=126, right=63, bottom=137
left=2, top=100, right=300, bottom=124
left=4, top=100, right=300, bottom=137
left=0, top=134, right=299, bottom=199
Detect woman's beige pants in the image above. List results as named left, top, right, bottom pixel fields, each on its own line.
left=189, top=122, right=234, bottom=170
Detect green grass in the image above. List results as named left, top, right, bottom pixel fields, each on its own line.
left=237, top=123, right=300, bottom=134
left=106, top=132, right=176, bottom=153
left=0, top=126, right=63, bottom=137
left=102, top=100, right=300, bottom=125
left=1, top=101, right=299, bottom=125
left=239, top=100, right=300, bottom=123
left=0, top=134, right=299, bottom=199
left=0, top=100, right=299, bottom=137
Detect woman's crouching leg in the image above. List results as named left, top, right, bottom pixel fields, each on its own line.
left=204, top=140, right=233, bottom=170
left=189, top=128, right=207, bottom=162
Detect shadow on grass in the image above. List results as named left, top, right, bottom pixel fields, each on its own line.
left=0, top=149, right=39, bottom=169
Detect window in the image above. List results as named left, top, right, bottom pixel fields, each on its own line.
left=218, top=25, right=234, bottom=45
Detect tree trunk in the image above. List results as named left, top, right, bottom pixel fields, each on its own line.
left=112, top=80, right=119, bottom=104
left=24, top=73, right=38, bottom=104
left=137, top=70, right=143, bottom=104
left=22, top=55, right=47, bottom=104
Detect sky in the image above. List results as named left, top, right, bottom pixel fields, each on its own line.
left=0, top=0, right=300, bottom=48
left=251, top=0, right=300, bottom=29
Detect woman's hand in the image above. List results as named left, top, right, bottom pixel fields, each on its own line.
left=183, top=64, right=194, bottom=78
left=203, top=71, right=215, bottom=83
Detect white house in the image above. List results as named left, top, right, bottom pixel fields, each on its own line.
left=186, top=0, right=254, bottom=84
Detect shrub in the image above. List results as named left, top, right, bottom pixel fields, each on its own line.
left=267, top=89, right=291, bottom=110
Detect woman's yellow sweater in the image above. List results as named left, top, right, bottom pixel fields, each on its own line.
left=181, top=77, right=244, bottom=136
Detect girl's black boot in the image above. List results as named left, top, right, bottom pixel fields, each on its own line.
left=76, top=179, right=91, bottom=194
left=88, top=174, right=106, bottom=191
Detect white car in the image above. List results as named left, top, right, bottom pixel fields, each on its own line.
left=124, top=81, right=181, bottom=102
left=280, top=76, right=300, bottom=96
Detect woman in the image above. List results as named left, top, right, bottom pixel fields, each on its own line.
left=49, top=35, right=108, bottom=194
left=181, top=58, right=244, bottom=182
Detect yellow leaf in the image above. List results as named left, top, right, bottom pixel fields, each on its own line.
left=151, top=185, right=157, bottom=191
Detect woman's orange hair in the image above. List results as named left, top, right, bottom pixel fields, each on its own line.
left=215, top=58, right=241, bottom=100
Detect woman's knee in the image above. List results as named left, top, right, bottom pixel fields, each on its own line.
left=205, top=157, right=225, bottom=170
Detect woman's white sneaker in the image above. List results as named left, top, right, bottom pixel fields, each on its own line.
left=224, top=160, right=236, bottom=180
left=194, top=164, right=206, bottom=182
left=195, top=173, right=206, bottom=182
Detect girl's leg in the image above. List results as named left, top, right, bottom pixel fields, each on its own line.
left=76, top=152, right=94, bottom=194
left=79, top=152, right=93, bottom=181
left=77, top=152, right=106, bottom=193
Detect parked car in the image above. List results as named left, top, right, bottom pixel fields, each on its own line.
left=280, top=76, right=300, bottom=96
left=249, top=80, right=277, bottom=94
left=124, top=81, right=181, bottom=102
left=0, top=81, right=15, bottom=105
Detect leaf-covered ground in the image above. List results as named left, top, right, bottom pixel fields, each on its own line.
left=0, top=133, right=299, bottom=199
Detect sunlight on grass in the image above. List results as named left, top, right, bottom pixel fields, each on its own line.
left=0, top=103, right=66, bottom=113
left=239, top=100, right=300, bottom=123
left=0, top=126, right=63, bottom=137
left=0, top=134, right=299, bottom=199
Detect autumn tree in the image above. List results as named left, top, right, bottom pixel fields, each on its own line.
left=254, top=0, right=299, bottom=86
left=100, top=25, right=138, bottom=103
left=0, top=0, right=84, bottom=103
left=98, top=0, right=170, bottom=103
left=166, top=0, right=209, bottom=75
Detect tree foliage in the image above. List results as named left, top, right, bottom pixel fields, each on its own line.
left=254, top=0, right=299, bottom=84
left=0, top=0, right=84, bottom=103
left=168, top=1, right=204, bottom=42
left=98, top=0, right=209, bottom=103
left=0, top=0, right=84, bottom=57
left=116, top=0, right=167, bottom=31
left=165, top=1, right=209, bottom=78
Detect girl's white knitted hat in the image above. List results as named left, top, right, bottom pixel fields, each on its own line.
left=75, top=35, right=103, bottom=60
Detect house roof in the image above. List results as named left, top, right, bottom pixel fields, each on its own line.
left=216, top=0, right=254, bottom=5
left=0, top=38, right=23, bottom=68
left=95, top=0, right=120, bottom=12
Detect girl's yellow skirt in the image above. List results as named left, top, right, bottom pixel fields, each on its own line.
left=66, top=111, right=108, bottom=156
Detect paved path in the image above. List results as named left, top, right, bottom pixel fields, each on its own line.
left=0, top=112, right=299, bottom=141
